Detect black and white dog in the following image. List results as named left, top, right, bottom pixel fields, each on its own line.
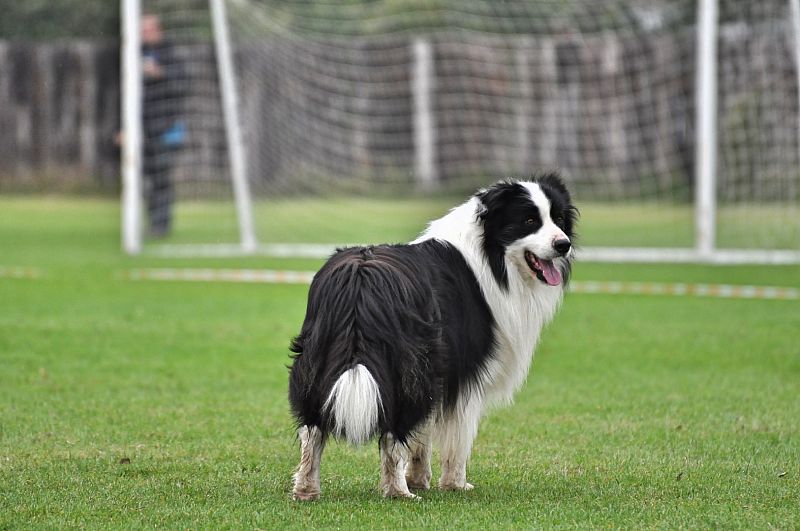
left=289, top=175, right=577, bottom=500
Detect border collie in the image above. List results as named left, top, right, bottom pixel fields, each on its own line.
left=288, top=175, right=577, bottom=500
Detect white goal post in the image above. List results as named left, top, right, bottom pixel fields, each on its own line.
left=208, top=0, right=257, bottom=252
left=121, top=0, right=256, bottom=254
left=121, top=0, right=143, bottom=255
left=122, top=0, right=800, bottom=264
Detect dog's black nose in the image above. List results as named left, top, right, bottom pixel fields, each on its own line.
left=553, top=238, right=571, bottom=256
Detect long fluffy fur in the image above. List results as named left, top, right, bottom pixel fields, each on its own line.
left=289, top=174, right=577, bottom=498
left=289, top=242, right=492, bottom=444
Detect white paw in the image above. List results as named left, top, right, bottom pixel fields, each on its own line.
left=383, top=487, right=419, bottom=499
left=292, top=487, right=320, bottom=501
left=439, top=481, right=474, bottom=491
left=382, top=481, right=420, bottom=499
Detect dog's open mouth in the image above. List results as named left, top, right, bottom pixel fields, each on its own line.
left=524, top=251, right=562, bottom=286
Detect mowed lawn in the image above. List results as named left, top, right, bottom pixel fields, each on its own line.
left=102, top=196, right=799, bottom=250
left=1, top=197, right=799, bottom=528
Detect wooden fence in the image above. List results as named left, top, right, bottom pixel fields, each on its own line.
left=0, top=40, right=120, bottom=191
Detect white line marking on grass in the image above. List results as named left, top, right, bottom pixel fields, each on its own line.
left=124, top=268, right=800, bottom=301
left=126, top=268, right=316, bottom=284
left=0, top=266, right=43, bottom=279
left=571, top=281, right=799, bottom=300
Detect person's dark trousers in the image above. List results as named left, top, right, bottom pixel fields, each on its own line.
left=143, top=141, right=175, bottom=237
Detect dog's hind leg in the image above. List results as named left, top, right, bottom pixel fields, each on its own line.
left=379, top=433, right=417, bottom=499
left=436, top=396, right=481, bottom=491
left=405, top=422, right=432, bottom=490
left=292, top=425, right=325, bottom=501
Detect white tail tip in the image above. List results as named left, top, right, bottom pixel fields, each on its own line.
left=323, top=364, right=382, bottom=445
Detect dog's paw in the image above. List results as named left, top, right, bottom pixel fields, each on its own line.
left=292, top=487, right=320, bottom=501
left=405, top=472, right=431, bottom=490
left=439, top=481, right=474, bottom=491
left=381, top=482, right=420, bottom=499
left=384, top=488, right=419, bottom=500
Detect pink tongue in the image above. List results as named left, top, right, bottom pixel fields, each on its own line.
left=539, top=259, right=562, bottom=286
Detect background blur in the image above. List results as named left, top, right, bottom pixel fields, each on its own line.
left=1, top=0, right=798, bottom=254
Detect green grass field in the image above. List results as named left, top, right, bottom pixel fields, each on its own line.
left=103, top=196, right=800, bottom=250
left=1, top=197, right=799, bottom=528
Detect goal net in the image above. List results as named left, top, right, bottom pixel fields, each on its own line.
left=123, top=0, right=800, bottom=262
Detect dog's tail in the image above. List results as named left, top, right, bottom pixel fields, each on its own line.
left=323, top=364, right=382, bottom=445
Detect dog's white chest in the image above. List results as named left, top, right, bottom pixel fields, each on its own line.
left=482, top=277, right=563, bottom=406
left=413, top=196, right=566, bottom=407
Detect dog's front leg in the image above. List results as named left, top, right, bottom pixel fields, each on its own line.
left=436, top=396, right=481, bottom=491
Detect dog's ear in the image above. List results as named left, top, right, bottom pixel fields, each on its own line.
left=475, top=196, right=489, bottom=220
left=475, top=182, right=512, bottom=221
left=537, top=172, right=571, bottom=200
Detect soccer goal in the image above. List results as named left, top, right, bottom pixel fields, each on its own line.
left=121, top=0, right=800, bottom=264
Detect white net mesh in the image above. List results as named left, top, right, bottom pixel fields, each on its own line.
left=139, top=1, right=239, bottom=242
left=137, top=0, right=799, bottom=253
left=716, top=0, right=800, bottom=249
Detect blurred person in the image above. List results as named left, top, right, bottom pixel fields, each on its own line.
left=141, top=13, right=185, bottom=238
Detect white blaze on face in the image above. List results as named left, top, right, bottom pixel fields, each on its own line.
left=502, top=182, right=571, bottom=286
left=518, top=182, right=569, bottom=259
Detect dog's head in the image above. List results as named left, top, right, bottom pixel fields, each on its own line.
left=476, top=174, right=578, bottom=289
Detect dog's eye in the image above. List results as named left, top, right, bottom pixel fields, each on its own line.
left=553, top=214, right=563, bottom=224
left=525, top=218, right=535, bottom=225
